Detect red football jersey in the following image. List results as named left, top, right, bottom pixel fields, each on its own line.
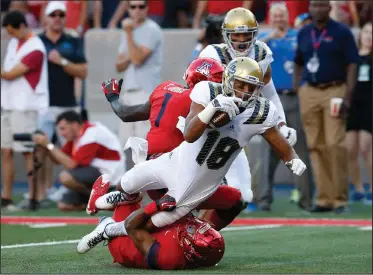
left=146, top=81, right=192, bottom=156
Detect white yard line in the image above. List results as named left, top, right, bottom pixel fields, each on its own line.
left=1, top=239, right=80, bottom=249
left=1, top=225, right=281, bottom=250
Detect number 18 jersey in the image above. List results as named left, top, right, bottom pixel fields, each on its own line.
left=168, top=81, right=277, bottom=206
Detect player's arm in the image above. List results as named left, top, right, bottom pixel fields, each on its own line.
left=111, top=100, right=151, bottom=122
left=261, top=65, right=286, bottom=126
left=101, top=78, right=150, bottom=122
left=262, top=126, right=306, bottom=176
left=184, top=102, right=210, bottom=143
left=124, top=196, right=176, bottom=257
left=184, top=82, right=241, bottom=143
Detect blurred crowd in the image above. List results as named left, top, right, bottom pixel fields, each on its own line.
left=2, top=0, right=371, bottom=32
left=0, top=0, right=372, bottom=213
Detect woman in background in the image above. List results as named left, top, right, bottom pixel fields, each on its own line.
left=346, top=22, right=372, bottom=205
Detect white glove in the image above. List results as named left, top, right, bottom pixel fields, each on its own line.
left=211, top=94, right=242, bottom=120
left=279, top=125, right=297, bottom=146
left=285, top=159, right=306, bottom=176
left=176, top=116, right=186, bottom=133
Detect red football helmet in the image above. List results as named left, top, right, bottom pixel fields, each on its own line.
left=184, top=57, right=225, bottom=88
left=178, top=217, right=225, bottom=267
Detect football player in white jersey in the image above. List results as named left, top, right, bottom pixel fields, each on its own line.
left=77, top=57, right=306, bottom=253
left=199, top=7, right=297, bottom=205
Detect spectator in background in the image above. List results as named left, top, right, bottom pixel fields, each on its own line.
left=257, top=2, right=314, bottom=212
left=349, top=1, right=372, bottom=28
left=64, top=1, right=89, bottom=36
left=330, top=1, right=352, bottom=26
left=36, top=1, right=88, bottom=205
left=93, top=0, right=127, bottom=29
left=294, top=13, right=312, bottom=29
left=192, top=1, right=253, bottom=29
left=266, top=0, right=309, bottom=27
left=8, top=0, right=39, bottom=28
left=162, top=0, right=190, bottom=28
left=115, top=0, right=163, bottom=170
left=293, top=0, right=359, bottom=213
left=1, top=11, right=49, bottom=210
left=32, top=111, right=125, bottom=212
left=189, top=14, right=224, bottom=62
left=345, top=22, right=372, bottom=205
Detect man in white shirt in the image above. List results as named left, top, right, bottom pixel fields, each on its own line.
left=1, top=11, right=48, bottom=210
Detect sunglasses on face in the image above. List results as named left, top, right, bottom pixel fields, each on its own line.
left=130, top=4, right=146, bottom=10
left=49, top=13, right=65, bottom=18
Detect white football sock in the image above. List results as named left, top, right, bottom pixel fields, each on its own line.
left=104, top=221, right=128, bottom=237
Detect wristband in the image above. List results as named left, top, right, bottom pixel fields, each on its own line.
left=144, top=201, right=158, bottom=216
left=107, top=93, right=119, bottom=103
left=197, top=103, right=216, bottom=124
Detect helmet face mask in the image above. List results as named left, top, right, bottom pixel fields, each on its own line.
left=222, top=57, right=264, bottom=108
left=222, top=8, right=258, bottom=57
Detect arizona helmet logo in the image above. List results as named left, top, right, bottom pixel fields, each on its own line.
left=196, top=61, right=212, bottom=77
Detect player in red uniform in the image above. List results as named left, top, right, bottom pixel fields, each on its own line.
left=77, top=196, right=225, bottom=270
left=102, top=57, right=224, bottom=158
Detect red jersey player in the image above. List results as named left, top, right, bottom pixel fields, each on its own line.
left=101, top=57, right=224, bottom=158
left=77, top=198, right=225, bottom=270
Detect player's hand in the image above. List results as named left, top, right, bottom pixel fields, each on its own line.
left=176, top=116, right=186, bottom=133
left=101, top=78, right=123, bottom=102
left=155, top=195, right=176, bottom=212
left=211, top=94, right=242, bottom=120
left=285, top=159, right=306, bottom=176
left=279, top=125, right=297, bottom=146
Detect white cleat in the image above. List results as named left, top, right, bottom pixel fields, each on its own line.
left=95, top=191, right=142, bottom=210
left=77, top=216, right=114, bottom=254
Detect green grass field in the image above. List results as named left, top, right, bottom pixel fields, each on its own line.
left=1, top=196, right=372, bottom=274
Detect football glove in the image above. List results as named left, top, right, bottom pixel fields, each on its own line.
left=211, top=94, right=241, bottom=120
left=101, top=78, right=123, bottom=102
left=285, top=159, right=306, bottom=176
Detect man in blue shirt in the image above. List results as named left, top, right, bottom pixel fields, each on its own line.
left=293, top=0, right=359, bottom=213
left=256, top=2, right=314, bottom=212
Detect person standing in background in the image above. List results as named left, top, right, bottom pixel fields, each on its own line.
left=35, top=1, right=88, bottom=205
left=293, top=0, right=359, bottom=213
left=1, top=11, right=49, bottom=210
left=345, top=22, right=372, bottom=205
left=93, top=0, right=127, bottom=29
left=115, top=0, right=163, bottom=171
left=64, top=0, right=89, bottom=37
left=266, top=0, right=310, bottom=27
left=257, top=2, right=314, bottom=212
left=192, top=1, right=253, bottom=29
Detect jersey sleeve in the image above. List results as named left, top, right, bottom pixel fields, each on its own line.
left=189, top=81, right=211, bottom=107
left=257, top=100, right=278, bottom=135
left=61, top=141, right=73, bottom=156
left=256, top=41, right=274, bottom=75
left=180, top=91, right=192, bottom=117
left=198, top=45, right=222, bottom=63
left=20, top=50, right=44, bottom=71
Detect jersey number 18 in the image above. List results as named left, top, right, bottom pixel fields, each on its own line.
left=196, top=130, right=240, bottom=170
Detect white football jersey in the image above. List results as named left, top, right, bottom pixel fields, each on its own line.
left=199, top=40, right=274, bottom=75
left=168, top=81, right=277, bottom=206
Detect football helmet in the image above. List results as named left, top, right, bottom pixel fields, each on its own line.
left=222, top=57, right=264, bottom=108
left=179, top=217, right=225, bottom=267
left=184, top=57, right=225, bottom=88
left=222, top=8, right=258, bottom=57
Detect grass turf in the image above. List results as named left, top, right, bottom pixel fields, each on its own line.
left=1, top=226, right=371, bottom=274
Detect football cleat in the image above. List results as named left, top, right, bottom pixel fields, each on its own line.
left=86, top=174, right=112, bottom=216
left=77, top=216, right=114, bottom=254
left=95, top=191, right=142, bottom=210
